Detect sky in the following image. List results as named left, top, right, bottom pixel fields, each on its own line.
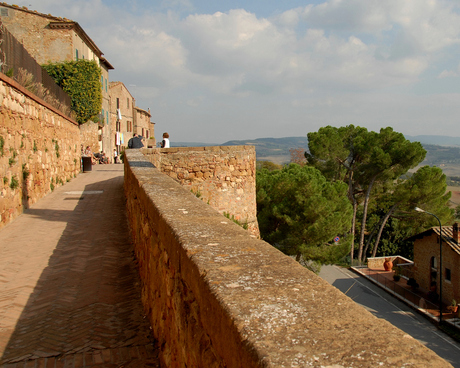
left=13, top=0, right=460, bottom=143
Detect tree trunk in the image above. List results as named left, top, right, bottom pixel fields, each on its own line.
left=372, top=204, right=398, bottom=258
left=347, top=171, right=357, bottom=263
left=358, top=176, right=376, bottom=264
left=363, top=224, right=378, bottom=262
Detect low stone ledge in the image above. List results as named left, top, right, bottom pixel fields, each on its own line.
left=124, top=149, right=451, bottom=368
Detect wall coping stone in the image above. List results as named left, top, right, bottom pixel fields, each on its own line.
left=125, top=149, right=451, bottom=368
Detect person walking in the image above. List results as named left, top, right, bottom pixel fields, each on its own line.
left=113, top=148, right=118, bottom=164
left=161, top=132, right=170, bottom=148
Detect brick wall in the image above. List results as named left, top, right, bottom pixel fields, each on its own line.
left=124, top=149, right=451, bottom=368
left=0, top=74, right=81, bottom=228
left=143, top=145, right=259, bottom=237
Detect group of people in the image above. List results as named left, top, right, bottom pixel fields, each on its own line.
left=81, top=132, right=171, bottom=167
left=83, top=145, right=111, bottom=165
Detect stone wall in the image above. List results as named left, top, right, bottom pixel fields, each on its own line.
left=143, top=145, right=259, bottom=237
left=79, top=120, right=99, bottom=154
left=124, top=149, right=451, bottom=368
left=0, top=74, right=80, bottom=228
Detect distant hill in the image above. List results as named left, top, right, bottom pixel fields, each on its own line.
left=405, top=135, right=460, bottom=146
left=173, top=135, right=460, bottom=167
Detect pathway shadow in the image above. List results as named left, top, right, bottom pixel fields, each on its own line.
left=1, top=175, right=156, bottom=364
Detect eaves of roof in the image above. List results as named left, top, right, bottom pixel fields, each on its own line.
left=410, top=226, right=460, bottom=256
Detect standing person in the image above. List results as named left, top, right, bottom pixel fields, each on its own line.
left=161, top=132, right=170, bottom=148
left=113, top=148, right=118, bottom=164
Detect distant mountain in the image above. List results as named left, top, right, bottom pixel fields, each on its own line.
left=172, top=135, right=460, bottom=165
left=405, top=135, right=460, bottom=146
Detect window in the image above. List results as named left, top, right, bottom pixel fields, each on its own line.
left=445, top=268, right=451, bottom=282
left=127, top=121, right=132, bottom=132
left=101, top=76, right=104, bottom=90
left=127, top=98, right=129, bottom=109
left=1, top=8, right=9, bottom=16
left=102, top=108, right=105, bottom=123
left=105, top=79, right=108, bottom=92
left=76, top=49, right=79, bottom=60
left=142, top=128, right=145, bottom=137
left=146, top=131, right=149, bottom=139
left=116, top=98, right=119, bottom=109
left=106, top=111, right=109, bottom=125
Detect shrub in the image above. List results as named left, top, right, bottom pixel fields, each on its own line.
left=10, top=175, right=19, bottom=190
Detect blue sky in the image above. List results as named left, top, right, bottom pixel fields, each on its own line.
left=14, top=0, right=460, bottom=143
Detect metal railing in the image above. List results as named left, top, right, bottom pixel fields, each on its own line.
left=357, top=267, right=439, bottom=315
left=0, top=21, right=72, bottom=117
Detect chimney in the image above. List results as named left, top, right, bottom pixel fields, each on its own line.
left=453, top=223, right=459, bottom=243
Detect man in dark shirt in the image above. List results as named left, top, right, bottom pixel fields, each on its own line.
left=128, top=133, right=144, bottom=149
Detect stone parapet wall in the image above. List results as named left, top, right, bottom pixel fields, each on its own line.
left=143, top=145, right=259, bottom=237
left=0, top=74, right=81, bottom=228
left=367, top=256, right=412, bottom=270
left=124, top=149, right=451, bottom=368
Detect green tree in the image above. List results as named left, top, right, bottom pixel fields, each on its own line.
left=355, top=128, right=425, bottom=263
left=43, top=60, right=102, bottom=124
left=307, top=126, right=426, bottom=264
left=256, top=160, right=282, bottom=171
left=369, top=166, right=453, bottom=258
left=256, top=164, right=353, bottom=269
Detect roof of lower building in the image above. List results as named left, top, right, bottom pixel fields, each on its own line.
left=410, top=225, right=460, bottom=256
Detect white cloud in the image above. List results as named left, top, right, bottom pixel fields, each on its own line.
left=438, top=70, right=458, bottom=78
left=13, top=0, right=460, bottom=142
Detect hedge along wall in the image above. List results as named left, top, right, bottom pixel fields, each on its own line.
left=0, top=73, right=81, bottom=228
left=124, top=149, right=451, bottom=368
left=143, top=145, right=259, bottom=237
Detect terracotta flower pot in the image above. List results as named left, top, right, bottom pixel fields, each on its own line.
left=383, top=258, right=393, bottom=271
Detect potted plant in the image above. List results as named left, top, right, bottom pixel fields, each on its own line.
left=407, top=278, right=419, bottom=290
left=393, top=266, right=401, bottom=282
left=448, top=299, right=458, bottom=313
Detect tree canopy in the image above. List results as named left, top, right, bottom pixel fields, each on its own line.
left=257, top=164, right=353, bottom=270
left=306, top=125, right=428, bottom=264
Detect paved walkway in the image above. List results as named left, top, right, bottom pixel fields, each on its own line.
left=0, top=165, right=160, bottom=367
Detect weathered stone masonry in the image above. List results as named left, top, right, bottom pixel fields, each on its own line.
left=124, top=149, right=451, bottom=368
left=0, top=73, right=81, bottom=228
left=144, top=145, right=259, bottom=237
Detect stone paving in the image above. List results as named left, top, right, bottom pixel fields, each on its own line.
left=0, top=164, right=160, bottom=367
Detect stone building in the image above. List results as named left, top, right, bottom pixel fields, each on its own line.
left=134, top=106, right=155, bottom=144
left=109, top=81, right=134, bottom=154
left=412, top=223, right=460, bottom=307
left=109, top=81, right=154, bottom=155
left=0, top=2, right=114, bottom=154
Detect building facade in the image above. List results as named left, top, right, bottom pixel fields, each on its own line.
left=134, top=106, right=155, bottom=143
left=413, top=224, right=460, bottom=307
left=109, top=81, right=134, bottom=155
left=0, top=3, right=114, bottom=154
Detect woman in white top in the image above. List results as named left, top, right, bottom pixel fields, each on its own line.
left=161, top=132, right=170, bottom=148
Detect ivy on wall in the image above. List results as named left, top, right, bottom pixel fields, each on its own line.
left=43, top=60, right=102, bottom=125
